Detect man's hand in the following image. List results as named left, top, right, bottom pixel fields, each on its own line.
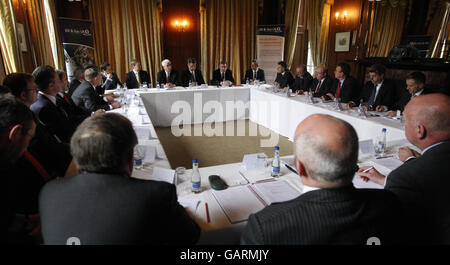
left=326, top=93, right=335, bottom=100
left=347, top=101, right=356, bottom=108
left=386, top=110, right=397, bottom=117
left=105, top=95, right=115, bottom=103
left=93, top=109, right=106, bottom=115
left=275, top=83, right=280, bottom=89
left=376, top=105, right=387, bottom=112
left=357, top=166, right=386, bottom=186
left=296, top=90, right=304, bottom=95
left=398, top=147, right=421, bottom=162
left=111, top=102, right=121, bottom=109
left=107, top=73, right=113, bottom=79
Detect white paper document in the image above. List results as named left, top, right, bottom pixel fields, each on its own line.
left=371, top=157, right=403, bottom=172
left=132, top=166, right=174, bottom=184
left=242, top=153, right=266, bottom=171
left=251, top=180, right=301, bottom=205
left=359, top=139, right=375, bottom=155
left=178, top=198, right=200, bottom=213
left=352, top=174, right=384, bottom=189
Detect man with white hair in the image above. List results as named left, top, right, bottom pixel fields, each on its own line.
left=241, top=114, right=403, bottom=245
left=157, top=59, right=179, bottom=88
left=358, top=93, right=450, bottom=244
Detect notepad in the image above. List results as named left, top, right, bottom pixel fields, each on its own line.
left=132, top=166, right=175, bottom=184
left=242, top=153, right=267, bottom=171
left=178, top=198, right=200, bottom=213
left=371, top=157, right=403, bottom=172
left=352, top=174, right=384, bottom=189
left=212, top=180, right=300, bottom=224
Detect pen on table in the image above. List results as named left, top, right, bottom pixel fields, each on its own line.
left=376, top=155, right=394, bottom=159
left=205, top=202, right=211, bottom=223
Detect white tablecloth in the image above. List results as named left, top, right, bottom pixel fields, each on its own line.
left=250, top=87, right=406, bottom=142
left=139, top=86, right=250, bottom=127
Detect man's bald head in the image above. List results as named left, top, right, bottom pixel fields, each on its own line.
left=294, top=114, right=359, bottom=187
left=404, top=93, right=450, bottom=149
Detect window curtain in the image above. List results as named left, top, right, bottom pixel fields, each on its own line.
left=89, top=0, right=163, bottom=86
left=0, top=0, right=24, bottom=74
left=43, top=0, right=65, bottom=70
left=367, top=0, right=409, bottom=57
left=427, top=0, right=450, bottom=58
left=284, top=0, right=301, bottom=70
left=200, top=0, right=257, bottom=85
left=305, top=0, right=332, bottom=67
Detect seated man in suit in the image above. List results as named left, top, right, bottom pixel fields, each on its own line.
left=99, top=62, right=123, bottom=94
left=349, top=64, right=396, bottom=111
left=358, top=94, right=450, bottom=244
left=68, top=67, right=84, bottom=97
left=181, top=58, right=206, bottom=87
left=324, top=62, right=359, bottom=103
left=39, top=113, right=201, bottom=245
left=243, top=59, right=265, bottom=84
left=72, top=68, right=121, bottom=113
left=125, top=59, right=151, bottom=89
left=31, top=66, right=77, bottom=143
left=293, top=64, right=313, bottom=94
left=242, top=114, right=404, bottom=245
left=4, top=72, right=72, bottom=178
left=211, top=61, right=235, bottom=86
left=1, top=95, right=40, bottom=245
left=306, top=66, right=334, bottom=98
left=157, top=59, right=179, bottom=88
left=386, top=72, right=435, bottom=117
left=274, top=61, right=295, bottom=89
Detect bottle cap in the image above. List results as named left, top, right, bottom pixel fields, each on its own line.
left=193, top=159, right=198, bottom=163
left=382, top=128, right=387, bottom=132
left=275, top=146, right=280, bottom=151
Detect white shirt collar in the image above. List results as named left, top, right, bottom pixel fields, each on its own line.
left=58, top=92, right=65, bottom=97
left=302, top=184, right=320, bottom=194
left=422, top=142, right=445, bottom=154
left=133, top=70, right=139, bottom=76
left=39, top=91, right=57, bottom=105
left=415, top=89, right=424, bottom=97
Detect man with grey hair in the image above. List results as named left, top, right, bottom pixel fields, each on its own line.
left=71, top=67, right=121, bottom=112
left=241, top=114, right=403, bottom=245
left=39, top=113, right=200, bottom=245
left=243, top=59, right=265, bottom=84
left=358, top=93, right=450, bottom=244
left=157, top=59, right=179, bottom=88
left=211, top=61, right=235, bottom=86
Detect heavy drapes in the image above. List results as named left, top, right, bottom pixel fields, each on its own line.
left=305, top=0, right=332, bottom=67
left=89, top=0, right=163, bottom=86
left=427, top=0, right=450, bottom=58
left=200, top=0, right=257, bottom=85
left=0, top=0, right=24, bottom=74
left=284, top=0, right=301, bottom=70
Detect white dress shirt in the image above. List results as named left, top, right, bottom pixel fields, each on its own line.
left=302, top=184, right=320, bottom=194
left=39, top=91, right=57, bottom=105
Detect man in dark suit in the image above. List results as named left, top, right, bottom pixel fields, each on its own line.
left=325, top=62, right=359, bottom=103
left=181, top=58, right=206, bottom=87
left=242, top=59, right=265, bottom=84
left=99, top=62, right=123, bottom=94
left=211, top=61, right=235, bottom=86
left=351, top=64, right=396, bottom=111
left=68, top=67, right=84, bottom=97
left=157, top=59, right=179, bottom=88
left=307, top=66, right=334, bottom=98
left=293, top=64, right=313, bottom=94
left=242, top=114, right=404, bottom=245
left=30, top=66, right=77, bottom=143
left=39, top=113, right=201, bottom=245
left=386, top=72, right=435, bottom=116
left=274, top=61, right=295, bottom=89
left=125, top=59, right=151, bottom=89
left=72, top=68, right=121, bottom=113
left=359, top=94, right=450, bottom=244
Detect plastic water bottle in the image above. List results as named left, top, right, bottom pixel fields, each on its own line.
left=358, top=99, right=367, bottom=118
left=271, top=146, right=281, bottom=178
left=189, top=80, right=193, bottom=88
left=246, top=78, right=250, bottom=87
left=191, top=159, right=201, bottom=193
left=156, top=83, right=160, bottom=90
left=375, top=128, right=387, bottom=157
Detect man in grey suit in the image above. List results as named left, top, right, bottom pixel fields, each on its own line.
left=358, top=93, right=450, bottom=244
left=241, top=114, right=403, bottom=245
left=39, top=113, right=201, bottom=245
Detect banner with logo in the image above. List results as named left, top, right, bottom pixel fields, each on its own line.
left=256, top=25, right=285, bottom=84
left=59, top=18, right=94, bottom=81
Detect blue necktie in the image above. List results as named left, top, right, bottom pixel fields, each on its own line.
left=368, top=85, right=377, bottom=106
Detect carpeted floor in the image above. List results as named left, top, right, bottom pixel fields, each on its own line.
left=155, top=120, right=294, bottom=169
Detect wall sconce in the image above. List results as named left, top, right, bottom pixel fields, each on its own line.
left=335, top=10, right=348, bottom=25
left=173, top=20, right=188, bottom=32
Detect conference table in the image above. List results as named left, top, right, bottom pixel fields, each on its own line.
left=104, top=87, right=411, bottom=244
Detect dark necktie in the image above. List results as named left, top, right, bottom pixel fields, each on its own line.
left=191, top=71, right=196, bottom=82
left=336, top=81, right=342, bottom=98
left=253, top=71, right=257, bottom=80
left=221, top=72, right=225, bottom=81
left=315, top=80, right=322, bottom=94
left=368, top=84, right=377, bottom=106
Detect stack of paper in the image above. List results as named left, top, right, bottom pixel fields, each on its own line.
left=132, top=166, right=175, bottom=184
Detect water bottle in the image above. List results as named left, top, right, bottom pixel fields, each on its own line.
left=374, top=128, right=387, bottom=157
left=246, top=78, right=250, bottom=87
left=358, top=99, right=366, bottom=118
left=156, top=83, right=160, bottom=90
left=123, top=82, right=128, bottom=92
left=271, top=146, right=281, bottom=178
left=189, top=79, right=193, bottom=88
left=191, top=159, right=201, bottom=193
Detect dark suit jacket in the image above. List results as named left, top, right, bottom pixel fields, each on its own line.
left=293, top=71, right=314, bottom=93
left=181, top=69, right=206, bottom=87
left=211, top=69, right=235, bottom=86
left=275, top=71, right=295, bottom=89
left=329, top=76, right=360, bottom=103
left=358, top=79, right=397, bottom=109
left=56, top=92, right=90, bottom=128
left=386, top=141, right=450, bottom=244
left=390, top=87, right=435, bottom=112
left=30, top=93, right=76, bottom=143
left=157, top=69, right=180, bottom=86
left=68, top=79, right=81, bottom=97
left=310, top=76, right=334, bottom=97
left=39, top=173, right=201, bottom=245
left=125, top=70, right=151, bottom=89
left=243, top=69, right=266, bottom=83
left=99, top=72, right=123, bottom=94
left=71, top=80, right=110, bottom=112
left=241, top=186, right=404, bottom=245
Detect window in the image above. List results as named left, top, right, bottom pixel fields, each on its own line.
left=306, top=41, right=314, bottom=74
